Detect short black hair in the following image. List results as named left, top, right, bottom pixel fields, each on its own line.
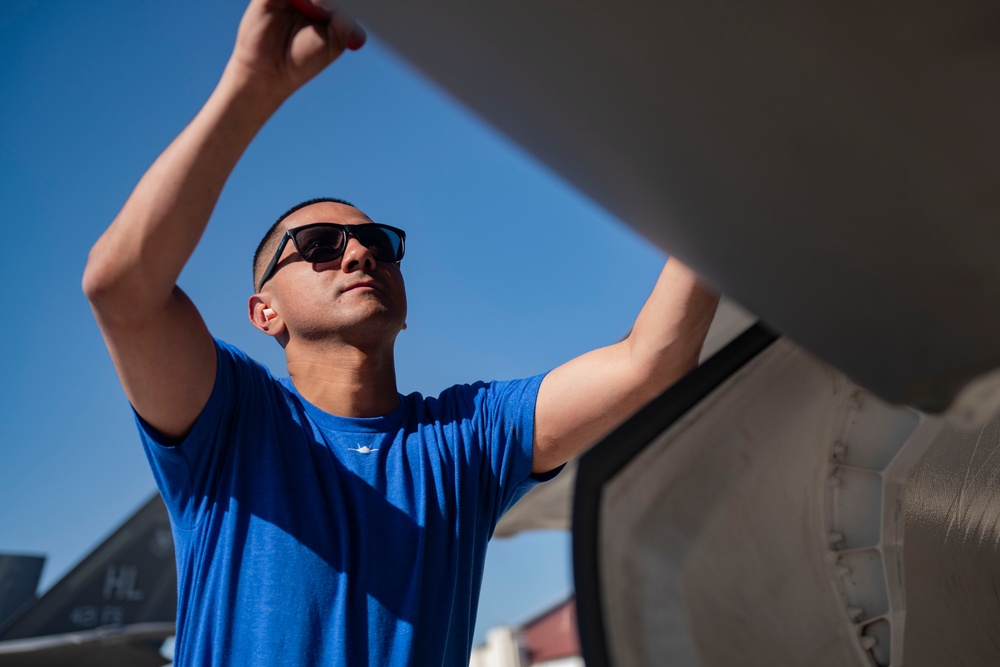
left=252, top=197, right=356, bottom=291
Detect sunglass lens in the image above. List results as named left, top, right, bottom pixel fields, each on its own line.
left=359, top=226, right=402, bottom=261
left=293, top=226, right=346, bottom=263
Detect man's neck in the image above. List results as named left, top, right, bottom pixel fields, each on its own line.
left=285, top=341, right=399, bottom=418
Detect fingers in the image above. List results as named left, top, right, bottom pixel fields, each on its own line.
left=286, top=0, right=330, bottom=22
left=287, top=0, right=366, bottom=51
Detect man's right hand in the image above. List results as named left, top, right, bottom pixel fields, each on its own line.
left=83, top=0, right=361, bottom=439
left=226, top=0, right=365, bottom=104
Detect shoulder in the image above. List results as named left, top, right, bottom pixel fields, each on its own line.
left=402, top=375, right=547, bottom=424
left=208, top=338, right=290, bottom=411
left=214, top=338, right=263, bottom=370
left=213, top=338, right=277, bottom=380
left=402, top=382, right=487, bottom=418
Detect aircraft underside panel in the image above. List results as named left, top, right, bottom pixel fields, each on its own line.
left=574, top=328, right=1000, bottom=666
left=334, top=0, right=1000, bottom=422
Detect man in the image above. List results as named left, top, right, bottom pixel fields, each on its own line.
left=83, top=0, right=719, bottom=664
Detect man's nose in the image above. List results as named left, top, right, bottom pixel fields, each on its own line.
left=341, top=235, right=376, bottom=271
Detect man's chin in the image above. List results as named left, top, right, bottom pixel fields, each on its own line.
left=330, top=311, right=405, bottom=341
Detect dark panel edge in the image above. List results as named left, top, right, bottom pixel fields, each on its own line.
left=572, top=323, right=778, bottom=667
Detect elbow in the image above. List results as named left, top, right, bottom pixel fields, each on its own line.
left=659, top=345, right=702, bottom=386
left=675, top=345, right=703, bottom=375
left=82, top=233, right=176, bottom=325
left=81, top=241, right=148, bottom=320
left=81, top=243, right=118, bottom=305
left=82, top=251, right=106, bottom=303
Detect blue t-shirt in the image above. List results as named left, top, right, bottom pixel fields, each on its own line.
left=137, top=340, right=550, bottom=666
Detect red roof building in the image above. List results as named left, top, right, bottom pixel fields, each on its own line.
left=469, top=596, right=583, bottom=667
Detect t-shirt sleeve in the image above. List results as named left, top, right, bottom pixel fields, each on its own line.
left=134, top=339, right=273, bottom=530
left=475, top=373, right=561, bottom=530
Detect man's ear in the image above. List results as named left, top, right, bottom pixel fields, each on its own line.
left=248, top=296, right=284, bottom=337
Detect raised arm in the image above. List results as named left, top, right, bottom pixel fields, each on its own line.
left=532, top=257, right=719, bottom=473
left=82, top=0, right=363, bottom=438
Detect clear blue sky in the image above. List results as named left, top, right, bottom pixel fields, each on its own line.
left=0, top=0, right=665, bottom=644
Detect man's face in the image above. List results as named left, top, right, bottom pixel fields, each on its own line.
left=257, top=201, right=407, bottom=346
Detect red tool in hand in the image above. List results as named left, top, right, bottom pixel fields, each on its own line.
left=287, top=0, right=365, bottom=50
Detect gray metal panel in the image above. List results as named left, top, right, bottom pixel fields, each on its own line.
left=902, top=418, right=1000, bottom=664
left=335, top=0, right=1000, bottom=414
left=586, top=340, right=894, bottom=665
left=573, top=331, right=1000, bottom=666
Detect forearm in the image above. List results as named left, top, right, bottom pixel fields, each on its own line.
left=82, top=64, right=283, bottom=321
left=532, top=257, right=719, bottom=472
left=625, top=256, right=720, bottom=385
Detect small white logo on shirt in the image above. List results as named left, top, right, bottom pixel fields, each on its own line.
left=348, top=446, right=379, bottom=454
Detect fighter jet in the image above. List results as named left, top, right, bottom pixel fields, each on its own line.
left=0, top=495, right=176, bottom=667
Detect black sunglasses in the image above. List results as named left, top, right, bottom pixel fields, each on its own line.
left=257, top=222, right=406, bottom=291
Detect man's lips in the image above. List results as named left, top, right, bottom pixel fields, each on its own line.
left=341, top=279, right=380, bottom=293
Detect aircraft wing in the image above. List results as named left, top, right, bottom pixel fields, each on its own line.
left=333, top=0, right=1000, bottom=424
left=0, top=623, right=173, bottom=667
